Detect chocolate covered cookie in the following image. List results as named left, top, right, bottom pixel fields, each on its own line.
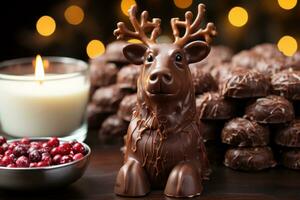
left=222, top=68, right=270, bottom=98
left=99, top=114, right=129, bottom=139
left=90, top=56, right=118, bottom=87
left=189, top=67, right=218, bottom=94
left=222, top=118, right=270, bottom=147
left=280, top=149, right=300, bottom=170
left=224, top=147, right=276, bottom=171
left=199, top=120, right=223, bottom=142
left=196, top=92, right=236, bottom=120
left=87, top=103, right=109, bottom=129
left=275, top=120, right=300, bottom=147
left=245, top=95, right=294, bottom=124
left=271, top=69, right=300, bottom=100
left=116, top=64, right=141, bottom=91
left=105, top=41, right=130, bottom=65
left=92, top=84, right=129, bottom=113
left=285, top=51, right=300, bottom=71
left=117, top=94, right=137, bottom=122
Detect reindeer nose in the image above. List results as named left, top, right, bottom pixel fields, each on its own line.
left=149, top=69, right=173, bottom=85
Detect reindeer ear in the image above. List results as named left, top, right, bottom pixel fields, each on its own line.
left=183, top=41, right=210, bottom=64
left=123, top=44, right=148, bottom=65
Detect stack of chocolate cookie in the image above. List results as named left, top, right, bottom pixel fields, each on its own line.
left=88, top=41, right=139, bottom=142
left=271, top=69, right=300, bottom=169
left=211, top=44, right=300, bottom=171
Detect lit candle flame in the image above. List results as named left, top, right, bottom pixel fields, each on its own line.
left=35, top=55, right=45, bottom=83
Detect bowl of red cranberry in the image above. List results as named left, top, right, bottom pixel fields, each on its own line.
left=0, top=136, right=91, bottom=190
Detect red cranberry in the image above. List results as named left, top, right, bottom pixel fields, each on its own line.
left=52, top=154, right=62, bottom=165
left=13, top=144, right=29, bottom=157
left=8, top=154, right=17, bottom=162
left=7, top=163, right=17, bottom=168
left=16, top=156, right=29, bottom=167
left=40, top=148, right=51, bottom=154
left=29, top=162, right=38, bottom=168
left=72, top=143, right=85, bottom=154
left=73, top=153, right=84, bottom=161
left=2, top=143, right=8, bottom=151
left=20, top=138, right=30, bottom=144
left=59, top=143, right=72, bottom=155
left=2, top=155, right=14, bottom=166
left=41, top=153, right=52, bottom=165
left=29, top=150, right=41, bottom=162
left=0, top=136, right=6, bottom=145
left=37, top=161, right=49, bottom=167
left=8, top=142, right=17, bottom=151
left=47, top=137, right=59, bottom=147
left=0, top=146, right=4, bottom=155
left=30, top=142, right=41, bottom=149
left=50, top=147, right=60, bottom=156
left=60, top=155, right=73, bottom=164
left=42, top=142, right=49, bottom=148
left=4, top=149, right=13, bottom=156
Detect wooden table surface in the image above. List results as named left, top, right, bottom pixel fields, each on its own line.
left=0, top=133, right=299, bottom=200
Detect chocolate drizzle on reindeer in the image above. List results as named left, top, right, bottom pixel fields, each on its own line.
left=113, top=4, right=216, bottom=198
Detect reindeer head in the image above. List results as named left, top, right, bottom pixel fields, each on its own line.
left=114, top=4, right=217, bottom=103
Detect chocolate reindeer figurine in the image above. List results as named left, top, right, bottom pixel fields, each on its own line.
left=113, top=3, right=217, bottom=198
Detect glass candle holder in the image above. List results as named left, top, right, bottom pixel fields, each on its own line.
left=0, top=57, right=90, bottom=142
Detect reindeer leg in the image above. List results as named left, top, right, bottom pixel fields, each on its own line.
left=164, top=162, right=203, bottom=198
left=114, top=158, right=150, bottom=197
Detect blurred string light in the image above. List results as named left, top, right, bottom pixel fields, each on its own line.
left=277, top=35, right=298, bottom=56
left=86, top=40, right=105, bottom=59
left=128, top=39, right=142, bottom=43
left=121, top=0, right=136, bottom=16
left=64, top=5, right=84, bottom=25
left=36, top=16, right=56, bottom=36
left=228, top=7, right=248, bottom=27
left=278, top=0, right=297, bottom=10
left=173, top=0, right=193, bottom=9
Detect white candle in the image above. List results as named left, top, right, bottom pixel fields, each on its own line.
left=0, top=56, right=90, bottom=137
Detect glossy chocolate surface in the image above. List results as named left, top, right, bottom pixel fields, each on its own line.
left=222, top=118, right=270, bottom=147
left=113, top=3, right=216, bottom=198
left=90, top=56, right=118, bottom=87
left=99, top=115, right=129, bottom=140
left=222, top=68, right=270, bottom=98
left=117, top=94, right=137, bottom=122
left=280, top=149, right=300, bottom=170
left=224, top=147, right=276, bottom=171
left=190, top=66, right=218, bottom=94
left=116, top=64, right=141, bottom=91
left=245, top=95, right=294, bottom=124
left=92, top=84, right=129, bottom=113
left=196, top=92, right=236, bottom=120
left=271, top=69, right=300, bottom=100
left=275, top=120, right=300, bottom=147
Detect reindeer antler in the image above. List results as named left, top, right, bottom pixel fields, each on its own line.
left=171, top=4, right=217, bottom=47
left=114, top=5, right=161, bottom=46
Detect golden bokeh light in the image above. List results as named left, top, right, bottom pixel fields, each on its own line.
left=277, top=35, right=298, bottom=57
left=64, top=5, right=85, bottom=25
left=127, top=39, right=142, bottom=43
left=36, top=16, right=56, bottom=36
left=86, top=40, right=105, bottom=59
left=278, top=0, right=297, bottom=10
left=121, top=0, right=136, bottom=16
left=228, top=7, right=248, bottom=27
left=173, top=0, right=193, bottom=9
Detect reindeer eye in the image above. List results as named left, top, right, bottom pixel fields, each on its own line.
left=146, top=54, right=154, bottom=63
left=175, top=54, right=182, bottom=62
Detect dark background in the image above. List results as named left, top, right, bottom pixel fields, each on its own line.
left=0, top=0, right=299, bottom=61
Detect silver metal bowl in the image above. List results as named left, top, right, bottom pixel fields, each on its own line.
left=0, top=138, right=91, bottom=190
